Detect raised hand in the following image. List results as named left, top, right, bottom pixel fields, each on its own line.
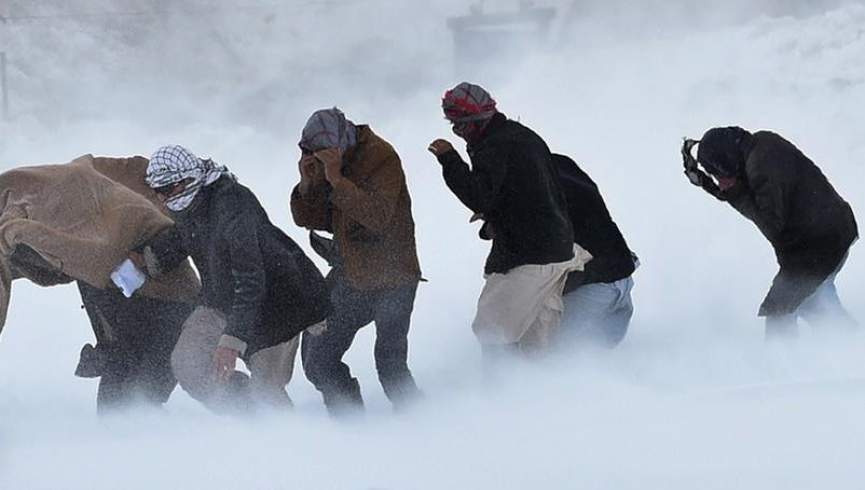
left=428, top=139, right=455, bottom=157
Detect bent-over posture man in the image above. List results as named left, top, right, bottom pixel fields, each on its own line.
left=145, top=145, right=329, bottom=413
left=683, top=127, right=858, bottom=339
left=0, top=154, right=200, bottom=413
left=291, top=108, right=423, bottom=415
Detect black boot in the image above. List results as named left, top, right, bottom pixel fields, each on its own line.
left=383, top=376, right=423, bottom=413
left=211, top=371, right=254, bottom=416
left=322, top=377, right=364, bottom=418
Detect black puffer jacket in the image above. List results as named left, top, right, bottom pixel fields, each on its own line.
left=552, top=154, right=636, bottom=292
left=151, top=176, right=330, bottom=356
left=437, top=113, right=574, bottom=274
left=719, top=131, right=858, bottom=315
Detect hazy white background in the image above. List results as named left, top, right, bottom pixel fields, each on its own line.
left=1, top=1, right=864, bottom=488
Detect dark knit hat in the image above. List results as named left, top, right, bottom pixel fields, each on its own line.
left=697, top=126, right=753, bottom=178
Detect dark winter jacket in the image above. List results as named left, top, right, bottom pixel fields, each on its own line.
left=291, top=125, right=422, bottom=291
left=150, top=176, right=330, bottom=356
left=719, top=131, right=858, bottom=315
left=552, top=154, right=636, bottom=292
left=437, top=113, right=575, bottom=274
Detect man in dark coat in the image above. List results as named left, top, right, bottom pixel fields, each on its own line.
left=75, top=281, right=191, bottom=413
left=683, top=126, right=858, bottom=339
left=428, top=82, right=588, bottom=360
left=553, top=154, right=638, bottom=348
left=144, top=145, right=330, bottom=413
left=291, top=108, right=423, bottom=415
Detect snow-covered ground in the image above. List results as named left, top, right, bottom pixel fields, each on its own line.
left=1, top=1, right=864, bottom=488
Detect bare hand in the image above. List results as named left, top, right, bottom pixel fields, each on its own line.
left=297, top=155, right=324, bottom=191
left=428, top=139, right=455, bottom=157
left=298, top=154, right=325, bottom=193
left=128, top=251, right=146, bottom=270
left=299, top=154, right=316, bottom=180
left=213, top=346, right=239, bottom=383
left=717, top=176, right=738, bottom=192
left=315, top=148, right=344, bottom=185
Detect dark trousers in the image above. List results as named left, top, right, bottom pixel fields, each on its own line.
left=763, top=250, right=857, bottom=340
left=77, top=282, right=191, bottom=414
left=302, top=279, right=419, bottom=412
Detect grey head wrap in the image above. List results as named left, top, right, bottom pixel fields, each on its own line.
left=299, top=108, right=358, bottom=154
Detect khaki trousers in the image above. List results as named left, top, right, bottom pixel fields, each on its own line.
left=472, top=245, right=592, bottom=353
left=170, top=306, right=301, bottom=413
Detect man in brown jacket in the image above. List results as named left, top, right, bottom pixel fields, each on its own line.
left=291, top=108, right=422, bottom=414
left=0, top=154, right=200, bottom=413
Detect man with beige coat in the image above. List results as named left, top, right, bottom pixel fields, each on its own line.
left=0, top=154, right=200, bottom=412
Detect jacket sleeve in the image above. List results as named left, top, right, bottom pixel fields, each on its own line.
left=329, top=152, right=404, bottom=235
left=0, top=255, right=12, bottom=336
left=290, top=184, right=332, bottom=232
left=221, top=211, right=267, bottom=349
left=724, top=161, right=787, bottom=245
left=141, top=226, right=189, bottom=277
left=437, top=148, right=507, bottom=215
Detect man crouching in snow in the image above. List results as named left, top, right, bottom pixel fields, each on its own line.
left=682, top=127, right=858, bottom=340
left=0, top=154, right=200, bottom=414
left=428, top=82, right=590, bottom=363
left=142, top=145, right=330, bottom=413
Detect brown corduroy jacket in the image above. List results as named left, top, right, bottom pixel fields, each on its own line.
left=0, top=154, right=201, bottom=334
left=290, top=126, right=421, bottom=291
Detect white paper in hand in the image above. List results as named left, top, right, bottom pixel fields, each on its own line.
left=110, top=259, right=146, bottom=298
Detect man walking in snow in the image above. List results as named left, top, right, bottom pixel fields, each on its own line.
left=291, top=108, right=423, bottom=415
left=143, top=145, right=330, bottom=413
left=553, top=154, right=638, bottom=348
left=0, top=154, right=200, bottom=413
left=428, top=82, right=589, bottom=362
left=682, top=126, right=858, bottom=339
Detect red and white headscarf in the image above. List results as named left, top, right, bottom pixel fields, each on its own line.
left=442, top=82, right=498, bottom=124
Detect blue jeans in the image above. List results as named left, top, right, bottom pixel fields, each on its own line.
left=302, top=279, right=420, bottom=413
left=560, top=276, right=635, bottom=348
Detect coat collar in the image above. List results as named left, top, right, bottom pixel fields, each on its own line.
left=468, top=112, right=508, bottom=152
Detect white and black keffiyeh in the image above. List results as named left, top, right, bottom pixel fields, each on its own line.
left=146, top=145, right=231, bottom=212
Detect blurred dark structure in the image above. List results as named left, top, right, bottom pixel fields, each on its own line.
left=559, top=0, right=864, bottom=39
left=447, top=2, right=557, bottom=80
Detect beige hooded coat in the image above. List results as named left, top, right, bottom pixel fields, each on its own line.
left=0, top=154, right=200, bottom=335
